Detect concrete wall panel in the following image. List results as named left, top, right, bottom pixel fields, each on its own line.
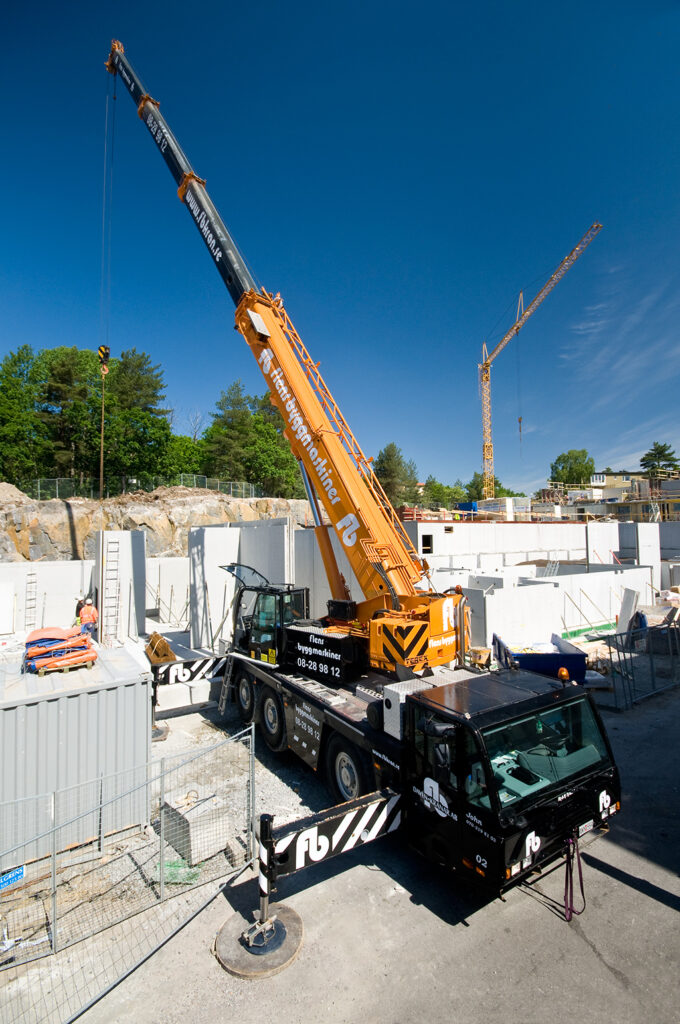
left=145, top=557, right=191, bottom=624
left=234, top=518, right=293, bottom=586
left=189, top=527, right=240, bottom=650
left=294, top=528, right=360, bottom=619
left=0, top=560, right=95, bottom=634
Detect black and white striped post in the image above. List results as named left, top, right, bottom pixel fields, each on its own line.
left=221, top=792, right=401, bottom=974
left=241, top=813, right=287, bottom=953
left=258, top=813, right=274, bottom=920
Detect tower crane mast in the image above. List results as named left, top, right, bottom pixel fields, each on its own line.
left=480, top=222, right=602, bottom=500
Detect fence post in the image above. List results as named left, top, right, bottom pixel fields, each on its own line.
left=98, top=773, right=104, bottom=853
left=51, top=791, right=58, bottom=953
left=159, top=759, right=166, bottom=902
left=249, top=723, right=256, bottom=863
left=648, top=629, right=657, bottom=694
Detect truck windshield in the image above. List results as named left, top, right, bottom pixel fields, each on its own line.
left=482, top=698, right=610, bottom=808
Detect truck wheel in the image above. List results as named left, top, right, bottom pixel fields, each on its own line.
left=259, top=687, right=287, bottom=752
left=235, top=670, right=256, bottom=723
left=325, top=734, right=371, bottom=802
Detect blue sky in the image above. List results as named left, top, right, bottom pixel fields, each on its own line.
left=3, top=1, right=679, bottom=494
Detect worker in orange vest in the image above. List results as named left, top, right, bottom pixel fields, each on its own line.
left=80, top=599, right=98, bottom=637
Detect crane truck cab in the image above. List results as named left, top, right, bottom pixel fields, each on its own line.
left=402, top=671, right=620, bottom=889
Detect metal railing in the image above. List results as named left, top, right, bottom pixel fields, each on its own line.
left=591, top=623, right=680, bottom=711
left=16, top=477, right=262, bottom=501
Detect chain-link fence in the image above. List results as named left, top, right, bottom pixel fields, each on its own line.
left=0, top=726, right=255, bottom=1024
left=592, top=622, right=680, bottom=711
left=17, top=477, right=262, bottom=501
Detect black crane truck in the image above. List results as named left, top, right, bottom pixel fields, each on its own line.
left=221, top=566, right=620, bottom=893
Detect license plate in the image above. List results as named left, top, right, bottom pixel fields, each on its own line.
left=578, top=819, right=594, bottom=837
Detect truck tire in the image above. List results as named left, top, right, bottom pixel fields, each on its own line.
left=325, top=734, right=371, bottom=802
left=235, top=669, right=256, bottom=723
left=259, top=686, right=287, bottom=752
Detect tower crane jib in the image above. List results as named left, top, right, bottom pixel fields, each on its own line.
left=479, top=222, right=602, bottom=500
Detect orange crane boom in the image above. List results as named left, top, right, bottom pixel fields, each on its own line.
left=480, top=222, right=602, bottom=499
left=107, top=40, right=469, bottom=674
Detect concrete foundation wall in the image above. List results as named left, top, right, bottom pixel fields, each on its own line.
left=586, top=522, right=621, bottom=565
left=189, top=518, right=293, bottom=649
left=444, top=563, right=652, bottom=647
left=404, top=521, right=589, bottom=568
left=0, top=560, right=95, bottom=634
left=465, top=580, right=561, bottom=648
left=295, top=528, right=361, bottom=618
left=145, top=557, right=191, bottom=625
left=660, top=522, right=680, bottom=559
left=233, top=518, right=294, bottom=586
left=189, top=527, right=240, bottom=650
left=93, top=531, right=146, bottom=643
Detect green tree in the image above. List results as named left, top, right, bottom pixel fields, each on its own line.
left=373, top=442, right=419, bottom=506
left=466, top=472, right=488, bottom=501
left=201, top=381, right=304, bottom=496
left=243, top=417, right=304, bottom=498
left=202, top=381, right=252, bottom=480
left=165, top=434, right=205, bottom=476
left=107, top=348, right=168, bottom=414
left=465, top=472, right=525, bottom=501
left=34, top=347, right=101, bottom=479
left=549, top=449, right=595, bottom=486
left=640, top=442, right=679, bottom=476
left=106, top=409, right=172, bottom=490
left=0, top=346, right=48, bottom=482
left=421, top=475, right=467, bottom=508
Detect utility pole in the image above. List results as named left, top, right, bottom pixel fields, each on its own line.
left=98, top=346, right=110, bottom=499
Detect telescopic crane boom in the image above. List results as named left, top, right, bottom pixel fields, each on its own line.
left=479, top=222, right=602, bottom=499
left=106, top=41, right=468, bottom=674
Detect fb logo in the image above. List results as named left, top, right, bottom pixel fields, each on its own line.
left=258, top=347, right=273, bottom=375
left=599, top=790, right=611, bottom=815
left=442, top=598, right=456, bottom=633
left=336, top=513, right=360, bottom=546
left=525, top=831, right=541, bottom=859
left=296, top=826, right=329, bottom=869
left=423, top=777, right=449, bottom=818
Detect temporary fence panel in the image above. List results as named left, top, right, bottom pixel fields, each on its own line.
left=599, top=623, right=680, bottom=710
left=19, top=478, right=262, bottom=501
left=0, top=725, right=255, bottom=1024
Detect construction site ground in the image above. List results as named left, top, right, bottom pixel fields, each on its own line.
left=74, top=684, right=680, bottom=1024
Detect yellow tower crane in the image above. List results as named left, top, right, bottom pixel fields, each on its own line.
left=480, top=222, right=602, bottom=499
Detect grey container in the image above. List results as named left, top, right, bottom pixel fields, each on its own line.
left=0, top=642, right=152, bottom=869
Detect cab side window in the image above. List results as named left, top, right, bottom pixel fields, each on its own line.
left=462, top=731, right=491, bottom=810
left=413, top=715, right=458, bottom=791
left=251, top=593, right=278, bottom=644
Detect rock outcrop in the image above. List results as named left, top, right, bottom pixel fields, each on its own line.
left=0, top=486, right=313, bottom=562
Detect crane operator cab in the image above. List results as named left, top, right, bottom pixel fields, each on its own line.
left=222, top=563, right=309, bottom=665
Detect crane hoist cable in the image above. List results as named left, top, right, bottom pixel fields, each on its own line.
left=99, top=74, right=117, bottom=356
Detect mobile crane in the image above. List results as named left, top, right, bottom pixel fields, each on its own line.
left=107, top=42, right=620, bottom=893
